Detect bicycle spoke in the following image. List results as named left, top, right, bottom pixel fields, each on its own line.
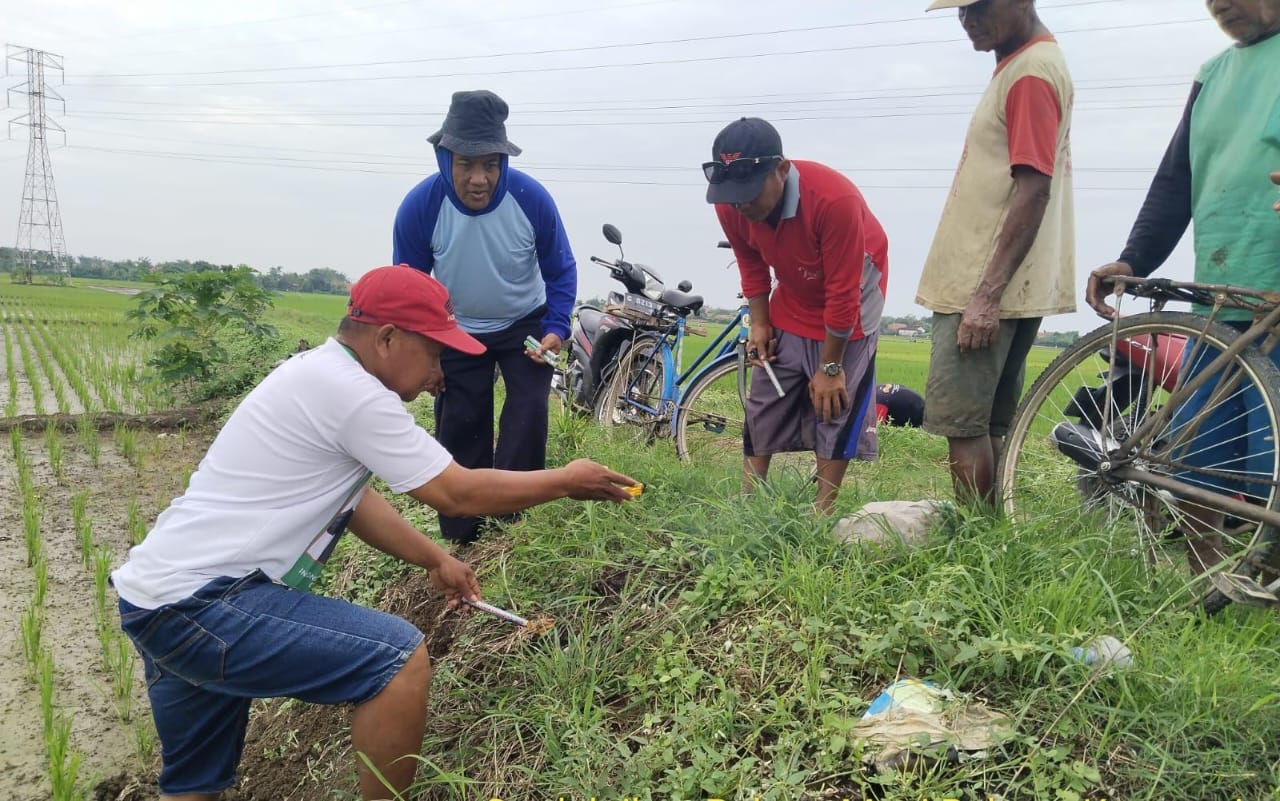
left=999, top=311, right=1280, bottom=614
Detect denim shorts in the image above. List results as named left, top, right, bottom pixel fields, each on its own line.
left=1169, top=326, right=1280, bottom=501
left=117, top=570, right=424, bottom=796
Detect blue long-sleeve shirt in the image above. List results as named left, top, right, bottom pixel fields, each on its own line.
left=392, top=150, right=577, bottom=341
left=1117, top=83, right=1200, bottom=277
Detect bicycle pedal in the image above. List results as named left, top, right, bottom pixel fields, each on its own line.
left=1208, top=572, right=1280, bottom=607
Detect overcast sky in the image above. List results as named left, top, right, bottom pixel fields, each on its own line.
left=0, top=0, right=1235, bottom=332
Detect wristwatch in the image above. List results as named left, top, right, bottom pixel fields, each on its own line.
left=821, top=362, right=843, bottom=377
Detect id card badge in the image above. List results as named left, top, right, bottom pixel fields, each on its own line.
left=281, top=472, right=371, bottom=591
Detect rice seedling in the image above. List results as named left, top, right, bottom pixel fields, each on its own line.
left=38, top=324, right=97, bottom=413
left=16, top=324, right=46, bottom=414
left=77, top=414, right=100, bottom=466
left=29, top=326, right=70, bottom=415
left=22, top=492, right=43, bottom=568
left=71, top=492, right=93, bottom=566
left=126, top=498, right=147, bottom=546
left=132, top=720, right=157, bottom=765
left=33, top=555, right=47, bottom=610
left=114, top=423, right=141, bottom=471
left=93, top=545, right=113, bottom=617
left=44, top=422, right=65, bottom=482
left=35, top=648, right=54, bottom=740
left=46, top=713, right=86, bottom=801
left=19, top=604, right=43, bottom=670
left=3, top=321, right=16, bottom=417
left=10, top=425, right=22, bottom=460
left=103, top=632, right=137, bottom=723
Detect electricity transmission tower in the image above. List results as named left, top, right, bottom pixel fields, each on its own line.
left=7, top=44, right=70, bottom=285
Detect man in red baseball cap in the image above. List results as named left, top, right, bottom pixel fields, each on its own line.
left=112, top=264, right=637, bottom=801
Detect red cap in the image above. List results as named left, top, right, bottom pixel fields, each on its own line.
left=347, top=265, right=485, bottom=355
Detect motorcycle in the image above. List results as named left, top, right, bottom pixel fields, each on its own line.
left=554, top=223, right=692, bottom=411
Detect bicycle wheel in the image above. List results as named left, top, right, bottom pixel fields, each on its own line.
left=675, top=357, right=746, bottom=470
left=998, top=311, right=1280, bottom=613
left=594, top=335, right=669, bottom=446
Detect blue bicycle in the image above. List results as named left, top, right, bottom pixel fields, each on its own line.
left=594, top=240, right=762, bottom=468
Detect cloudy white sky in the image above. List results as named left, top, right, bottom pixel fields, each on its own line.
left=0, top=0, right=1237, bottom=332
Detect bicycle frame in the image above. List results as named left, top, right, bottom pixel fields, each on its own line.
left=1097, top=278, right=1280, bottom=532
left=614, top=302, right=751, bottom=434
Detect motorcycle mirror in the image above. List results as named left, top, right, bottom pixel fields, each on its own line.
left=678, top=280, right=693, bottom=293
left=602, top=223, right=624, bottom=261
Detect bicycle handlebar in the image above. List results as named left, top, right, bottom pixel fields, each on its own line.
left=1108, top=276, right=1279, bottom=313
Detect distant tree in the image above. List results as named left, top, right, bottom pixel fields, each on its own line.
left=128, top=267, right=277, bottom=386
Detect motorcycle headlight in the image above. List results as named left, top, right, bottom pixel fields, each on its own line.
left=642, top=271, right=664, bottom=301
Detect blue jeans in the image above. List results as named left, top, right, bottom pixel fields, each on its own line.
left=1169, top=325, right=1280, bottom=502
left=118, top=570, right=424, bottom=796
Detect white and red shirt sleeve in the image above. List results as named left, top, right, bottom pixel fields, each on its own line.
left=1005, top=75, right=1062, bottom=177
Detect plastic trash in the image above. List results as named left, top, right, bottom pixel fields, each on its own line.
left=1069, top=635, right=1133, bottom=669
left=854, top=678, right=1014, bottom=771
left=862, top=678, right=948, bottom=718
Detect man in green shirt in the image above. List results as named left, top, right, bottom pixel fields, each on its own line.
left=1086, top=0, right=1280, bottom=575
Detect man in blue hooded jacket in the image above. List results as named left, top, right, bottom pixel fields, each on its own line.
left=393, top=90, right=578, bottom=544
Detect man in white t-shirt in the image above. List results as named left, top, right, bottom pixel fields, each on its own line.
left=112, top=265, right=637, bottom=801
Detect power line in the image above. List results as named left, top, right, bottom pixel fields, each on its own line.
left=69, top=0, right=1125, bottom=60
left=66, top=18, right=1208, bottom=89
left=70, top=0, right=1138, bottom=79
left=65, top=143, right=1155, bottom=191
left=58, top=140, right=1159, bottom=175
left=67, top=0, right=682, bottom=51
left=64, top=80, right=1191, bottom=117
left=63, top=101, right=1187, bottom=128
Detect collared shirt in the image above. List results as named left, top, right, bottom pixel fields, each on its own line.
left=716, top=161, right=889, bottom=342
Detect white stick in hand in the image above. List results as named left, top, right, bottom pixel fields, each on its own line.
left=463, top=598, right=529, bottom=627
left=750, top=348, right=786, bottom=398
left=760, top=360, right=786, bottom=398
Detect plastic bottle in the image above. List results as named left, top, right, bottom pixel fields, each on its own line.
left=1070, top=635, right=1133, bottom=669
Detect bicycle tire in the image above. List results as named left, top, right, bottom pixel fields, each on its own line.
left=998, top=311, right=1280, bottom=614
left=594, top=334, right=668, bottom=445
left=674, top=356, right=745, bottom=465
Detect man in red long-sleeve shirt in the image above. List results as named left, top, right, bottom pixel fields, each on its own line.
left=705, top=117, right=889, bottom=513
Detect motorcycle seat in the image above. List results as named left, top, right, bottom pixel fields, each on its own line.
left=660, top=289, right=704, bottom=316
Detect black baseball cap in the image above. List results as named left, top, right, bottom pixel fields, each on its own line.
left=704, top=117, right=784, bottom=205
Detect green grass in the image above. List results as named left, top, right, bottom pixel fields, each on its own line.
left=297, top=417, right=1280, bottom=801
left=669, top=332, right=1059, bottom=397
